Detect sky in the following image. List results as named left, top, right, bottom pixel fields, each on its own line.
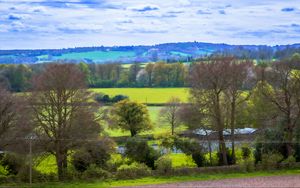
left=0, top=0, right=300, bottom=49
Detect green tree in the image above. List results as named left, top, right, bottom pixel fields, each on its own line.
left=110, top=100, right=151, bottom=137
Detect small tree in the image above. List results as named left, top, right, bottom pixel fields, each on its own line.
left=159, top=97, right=181, bottom=135
left=110, top=100, right=151, bottom=137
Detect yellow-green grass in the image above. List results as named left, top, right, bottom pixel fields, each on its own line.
left=104, top=106, right=187, bottom=137
left=22, top=169, right=300, bottom=188
left=36, top=155, right=57, bottom=174
left=90, top=88, right=189, bottom=104
left=168, top=153, right=197, bottom=168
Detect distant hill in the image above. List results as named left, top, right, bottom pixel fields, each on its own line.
left=0, top=42, right=300, bottom=64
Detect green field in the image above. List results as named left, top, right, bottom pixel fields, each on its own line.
left=52, top=51, right=136, bottom=62
left=90, top=88, right=189, bottom=104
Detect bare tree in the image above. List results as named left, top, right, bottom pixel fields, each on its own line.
left=224, top=60, right=253, bottom=163
left=30, top=64, right=101, bottom=180
left=0, top=85, right=31, bottom=151
left=159, top=97, right=181, bottom=135
left=190, top=57, right=234, bottom=165
left=262, top=61, right=300, bottom=157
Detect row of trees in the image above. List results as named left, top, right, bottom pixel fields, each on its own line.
left=0, top=62, right=188, bottom=92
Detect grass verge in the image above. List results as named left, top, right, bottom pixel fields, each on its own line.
left=18, top=168, right=300, bottom=188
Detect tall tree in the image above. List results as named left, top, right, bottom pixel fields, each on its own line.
left=30, top=64, right=101, bottom=180
left=262, top=61, right=300, bottom=157
left=159, top=97, right=182, bottom=135
left=224, top=60, right=253, bottom=163
left=190, top=57, right=234, bottom=165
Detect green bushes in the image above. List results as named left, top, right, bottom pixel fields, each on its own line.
left=281, top=156, right=296, bottom=168
left=81, top=164, right=111, bottom=180
left=72, top=139, right=115, bottom=172
left=116, top=162, right=151, bottom=179
left=0, top=153, right=24, bottom=175
left=155, top=156, right=172, bottom=175
left=95, top=93, right=128, bottom=104
left=260, top=152, right=283, bottom=170
left=125, top=138, right=160, bottom=169
left=173, top=137, right=205, bottom=167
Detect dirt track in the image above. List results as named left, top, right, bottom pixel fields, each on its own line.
left=120, top=175, right=300, bottom=188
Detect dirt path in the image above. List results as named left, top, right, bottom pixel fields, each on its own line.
left=120, top=175, right=300, bottom=188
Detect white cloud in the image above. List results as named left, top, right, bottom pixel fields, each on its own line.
left=0, top=0, right=300, bottom=49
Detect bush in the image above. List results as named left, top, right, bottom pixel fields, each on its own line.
left=0, top=174, right=17, bottom=184
left=0, top=165, right=8, bottom=176
left=72, top=150, right=92, bottom=172
left=217, top=149, right=235, bottom=166
left=241, top=146, right=251, bottom=160
left=72, top=139, right=115, bottom=172
left=95, top=93, right=128, bottom=104
left=17, top=165, right=45, bottom=182
left=125, top=138, right=160, bottom=169
left=174, top=138, right=205, bottom=167
left=192, top=151, right=205, bottom=167
left=241, top=159, right=255, bottom=172
left=155, top=156, right=172, bottom=175
left=116, top=162, right=151, bottom=179
left=81, top=164, right=111, bottom=180
left=281, top=156, right=296, bottom=168
left=0, top=153, right=24, bottom=175
left=111, top=95, right=128, bottom=103
left=261, top=152, right=283, bottom=170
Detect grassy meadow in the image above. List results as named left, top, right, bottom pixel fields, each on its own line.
left=90, top=88, right=189, bottom=104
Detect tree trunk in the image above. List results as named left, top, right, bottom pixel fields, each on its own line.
left=56, top=141, right=68, bottom=181
left=286, top=119, right=294, bottom=157
left=130, top=129, right=137, bottom=137
left=230, top=99, right=236, bottom=164
left=218, top=130, right=228, bottom=165
left=215, top=93, right=228, bottom=165
left=171, top=122, right=175, bottom=135
left=56, top=151, right=68, bottom=181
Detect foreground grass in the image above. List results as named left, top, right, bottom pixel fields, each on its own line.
left=90, top=88, right=189, bottom=104
left=20, top=168, right=300, bottom=188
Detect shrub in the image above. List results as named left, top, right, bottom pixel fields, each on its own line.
left=72, top=150, right=92, bottom=172
left=241, top=146, right=251, bottom=160
left=0, top=165, right=8, bottom=176
left=192, top=151, right=205, bottom=167
left=125, top=138, right=160, bottom=169
left=217, top=149, right=235, bottom=166
left=111, top=95, right=128, bottom=103
left=81, top=164, right=111, bottom=180
left=281, top=156, right=296, bottom=168
left=241, top=159, right=255, bottom=172
left=174, top=138, right=205, bottom=167
left=155, top=156, right=172, bottom=175
left=0, top=175, right=17, bottom=184
left=0, top=153, right=24, bottom=175
left=261, top=152, right=283, bottom=170
left=17, top=165, right=45, bottom=182
left=72, top=139, right=115, bottom=172
left=116, top=162, right=151, bottom=179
